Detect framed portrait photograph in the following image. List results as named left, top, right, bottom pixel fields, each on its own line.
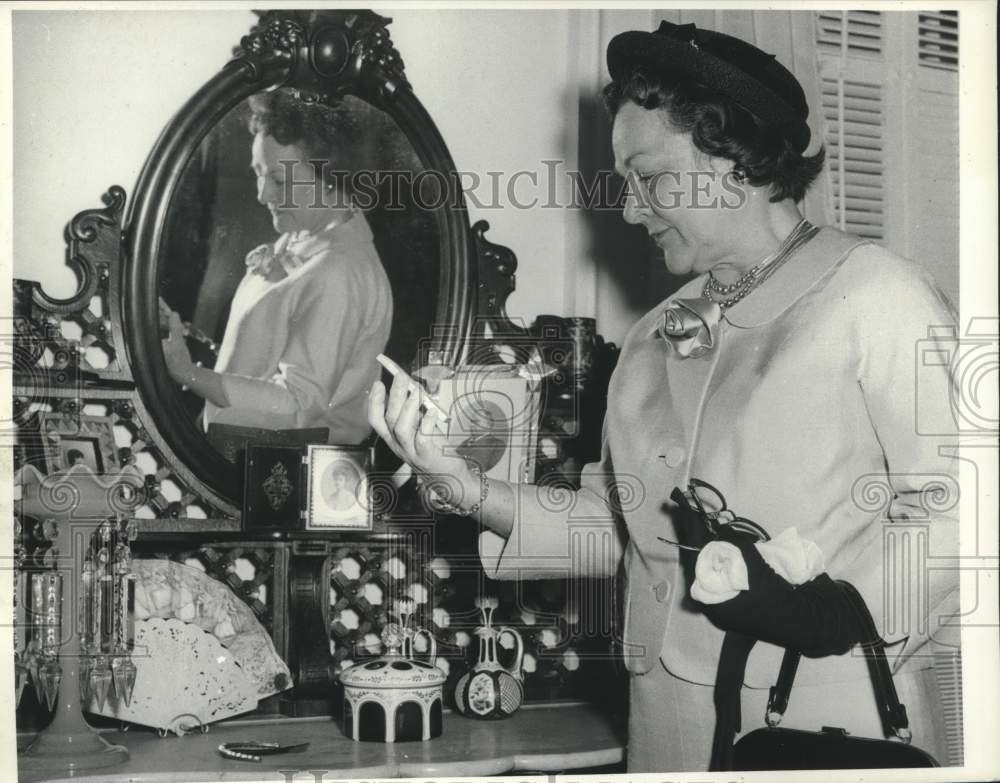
left=38, top=413, right=119, bottom=475
left=304, top=445, right=374, bottom=531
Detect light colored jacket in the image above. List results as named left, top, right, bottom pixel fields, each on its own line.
left=205, top=213, right=393, bottom=443
left=481, top=227, right=960, bottom=688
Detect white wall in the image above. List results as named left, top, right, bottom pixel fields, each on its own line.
left=12, top=10, right=256, bottom=298
left=384, top=9, right=576, bottom=326
left=12, top=9, right=581, bottom=328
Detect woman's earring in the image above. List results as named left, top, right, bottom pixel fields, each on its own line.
left=732, top=167, right=748, bottom=185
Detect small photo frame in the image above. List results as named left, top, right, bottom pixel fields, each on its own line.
left=39, top=413, right=119, bottom=475
left=305, top=445, right=374, bottom=531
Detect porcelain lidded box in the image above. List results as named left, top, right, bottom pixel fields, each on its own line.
left=340, top=600, right=445, bottom=742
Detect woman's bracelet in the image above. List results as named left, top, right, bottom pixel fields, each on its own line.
left=418, top=464, right=490, bottom=516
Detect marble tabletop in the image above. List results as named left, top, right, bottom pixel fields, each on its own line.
left=18, top=702, right=625, bottom=783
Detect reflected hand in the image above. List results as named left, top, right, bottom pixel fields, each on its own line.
left=161, top=311, right=194, bottom=383
left=368, top=373, right=478, bottom=506
left=158, top=297, right=178, bottom=339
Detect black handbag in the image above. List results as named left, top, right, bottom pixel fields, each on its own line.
left=731, top=581, right=938, bottom=770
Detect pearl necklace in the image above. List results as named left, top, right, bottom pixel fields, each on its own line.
left=702, top=219, right=818, bottom=311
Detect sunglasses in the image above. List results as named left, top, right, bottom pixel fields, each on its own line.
left=659, top=478, right=771, bottom=551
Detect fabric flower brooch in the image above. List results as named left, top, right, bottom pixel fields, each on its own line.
left=245, top=244, right=277, bottom=276
left=657, top=297, right=722, bottom=358
left=245, top=243, right=304, bottom=277
left=691, top=528, right=826, bottom=604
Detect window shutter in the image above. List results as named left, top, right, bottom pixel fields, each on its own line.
left=816, top=12, right=886, bottom=240
left=821, top=76, right=885, bottom=240
left=918, top=11, right=959, bottom=71
left=935, top=650, right=965, bottom=766
left=816, top=11, right=884, bottom=57
left=815, top=11, right=960, bottom=300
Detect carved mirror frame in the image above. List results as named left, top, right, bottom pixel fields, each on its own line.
left=12, top=10, right=520, bottom=532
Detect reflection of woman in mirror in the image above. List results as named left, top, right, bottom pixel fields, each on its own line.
left=161, top=90, right=393, bottom=444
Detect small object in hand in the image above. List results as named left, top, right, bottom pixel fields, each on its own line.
left=375, top=354, right=451, bottom=427
left=217, top=740, right=309, bottom=762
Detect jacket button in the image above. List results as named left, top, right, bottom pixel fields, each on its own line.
left=652, top=580, right=670, bottom=603
left=662, top=446, right=685, bottom=468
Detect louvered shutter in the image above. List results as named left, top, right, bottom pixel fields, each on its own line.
left=918, top=11, right=960, bottom=71
left=935, top=650, right=965, bottom=765
left=821, top=76, right=885, bottom=239
left=816, top=12, right=886, bottom=240
left=816, top=11, right=883, bottom=56
left=814, top=11, right=960, bottom=305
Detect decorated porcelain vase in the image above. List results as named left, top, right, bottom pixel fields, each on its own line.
left=454, top=597, right=524, bottom=719
left=339, top=600, right=445, bottom=743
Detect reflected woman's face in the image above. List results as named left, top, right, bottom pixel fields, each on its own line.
left=251, top=132, right=331, bottom=236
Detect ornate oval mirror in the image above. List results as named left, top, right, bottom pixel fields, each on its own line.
left=123, top=10, right=476, bottom=507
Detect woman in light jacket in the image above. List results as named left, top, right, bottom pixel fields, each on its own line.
left=163, top=90, right=393, bottom=444
left=369, top=21, right=959, bottom=772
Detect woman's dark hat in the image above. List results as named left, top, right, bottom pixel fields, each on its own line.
left=607, top=21, right=811, bottom=153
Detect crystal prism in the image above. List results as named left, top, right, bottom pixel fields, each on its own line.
left=38, top=659, right=63, bottom=711
left=15, top=662, right=29, bottom=707
left=28, top=653, right=47, bottom=707
left=78, top=655, right=93, bottom=705
left=90, top=659, right=113, bottom=711
left=111, top=657, right=137, bottom=707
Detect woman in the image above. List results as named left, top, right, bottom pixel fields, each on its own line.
left=162, top=90, right=393, bottom=445
left=325, top=464, right=358, bottom=513
left=369, top=22, right=960, bottom=772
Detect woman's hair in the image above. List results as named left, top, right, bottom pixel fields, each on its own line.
left=246, top=89, right=421, bottom=198
left=246, top=90, right=377, bottom=178
left=603, top=68, right=824, bottom=203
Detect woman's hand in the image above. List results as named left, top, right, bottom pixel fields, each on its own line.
left=368, top=373, right=479, bottom=509
left=161, top=310, right=194, bottom=384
